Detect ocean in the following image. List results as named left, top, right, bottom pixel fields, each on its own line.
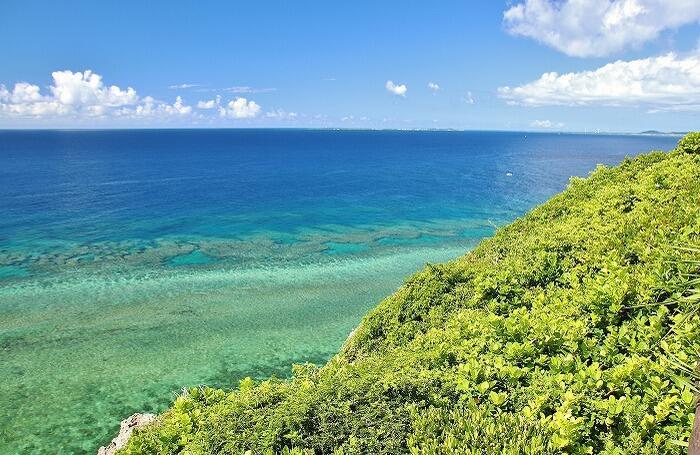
left=0, top=129, right=680, bottom=453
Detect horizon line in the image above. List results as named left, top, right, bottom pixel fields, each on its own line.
left=0, top=127, right=687, bottom=136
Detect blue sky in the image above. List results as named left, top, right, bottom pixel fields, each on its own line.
left=1, top=0, right=700, bottom=131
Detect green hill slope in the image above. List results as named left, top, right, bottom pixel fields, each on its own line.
left=121, top=134, right=700, bottom=455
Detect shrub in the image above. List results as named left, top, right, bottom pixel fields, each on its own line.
left=121, top=133, right=700, bottom=454
left=676, top=132, right=700, bottom=154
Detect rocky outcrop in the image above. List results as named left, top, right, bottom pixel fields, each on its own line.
left=97, top=413, right=155, bottom=455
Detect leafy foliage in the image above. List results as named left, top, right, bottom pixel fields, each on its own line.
left=121, top=135, right=700, bottom=454
left=677, top=132, right=700, bottom=155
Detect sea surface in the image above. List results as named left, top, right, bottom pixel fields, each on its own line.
left=0, top=130, right=680, bottom=453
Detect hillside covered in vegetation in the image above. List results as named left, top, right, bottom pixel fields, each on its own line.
left=121, top=134, right=700, bottom=454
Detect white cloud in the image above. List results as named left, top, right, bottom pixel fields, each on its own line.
left=197, top=100, right=216, bottom=109
left=498, top=52, right=700, bottom=110
left=462, top=91, right=475, bottom=105
left=338, top=115, right=372, bottom=123
left=0, top=70, right=284, bottom=124
left=219, top=97, right=261, bottom=118
left=223, top=86, right=276, bottom=94
left=122, top=95, right=193, bottom=118
left=531, top=119, right=564, bottom=128
left=0, top=70, right=142, bottom=118
left=169, top=83, right=200, bottom=89
left=427, top=82, right=440, bottom=92
left=50, top=70, right=138, bottom=107
left=197, top=96, right=221, bottom=109
left=504, top=0, right=700, bottom=57
left=129, top=96, right=156, bottom=117
left=385, top=80, right=407, bottom=96
left=199, top=96, right=271, bottom=118
left=3, top=82, right=42, bottom=103
left=162, top=96, right=192, bottom=115
left=266, top=109, right=298, bottom=120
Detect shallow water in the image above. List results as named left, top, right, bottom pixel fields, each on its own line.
left=0, top=130, right=679, bottom=453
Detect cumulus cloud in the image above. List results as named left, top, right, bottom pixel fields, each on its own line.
left=498, top=52, right=700, bottom=110
left=162, top=96, right=192, bottom=115
left=0, top=70, right=141, bottom=118
left=197, top=96, right=221, bottom=109
left=0, top=70, right=198, bottom=120
left=50, top=70, right=138, bottom=107
left=0, top=71, right=282, bottom=124
left=427, top=82, right=440, bottom=92
left=121, top=95, right=193, bottom=118
left=197, top=95, right=266, bottom=118
left=197, top=100, right=216, bottom=109
left=218, top=97, right=261, bottom=118
left=385, top=80, right=407, bottom=96
left=504, top=0, right=700, bottom=57
left=2, top=82, right=42, bottom=103
left=531, top=119, right=564, bottom=128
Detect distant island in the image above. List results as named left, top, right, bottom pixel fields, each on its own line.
left=639, top=130, right=688, bottom=136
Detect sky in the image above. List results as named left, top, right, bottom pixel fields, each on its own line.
left=1, top=0, right=700, bottom=132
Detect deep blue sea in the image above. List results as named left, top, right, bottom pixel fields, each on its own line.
left=0, top=130, right=680, bottom=453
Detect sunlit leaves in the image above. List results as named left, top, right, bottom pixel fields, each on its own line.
left=122, top=134, right=700, bottom=454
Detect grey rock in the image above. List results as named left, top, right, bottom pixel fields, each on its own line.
left=97, top=413, right=155, bottom=455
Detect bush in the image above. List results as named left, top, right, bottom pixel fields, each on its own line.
left=676, top=132, right=700, bottom=154
left=407, top=405, right=557, bottom=454
left=121, top=133, right=700, bottom=454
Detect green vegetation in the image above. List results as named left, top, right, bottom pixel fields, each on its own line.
left=121, top=136, right=700, bottom=454
left=678, top=132, right=700, bottom=155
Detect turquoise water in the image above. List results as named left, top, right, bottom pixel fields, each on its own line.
left=0, top=130, right=680, bottom=453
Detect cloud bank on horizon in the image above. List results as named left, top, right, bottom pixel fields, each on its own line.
left=531, top=119, right=565, bottom=129
left=0, top=70, right=267, bottom=123
left=499, top=52, right=700, bottom=111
